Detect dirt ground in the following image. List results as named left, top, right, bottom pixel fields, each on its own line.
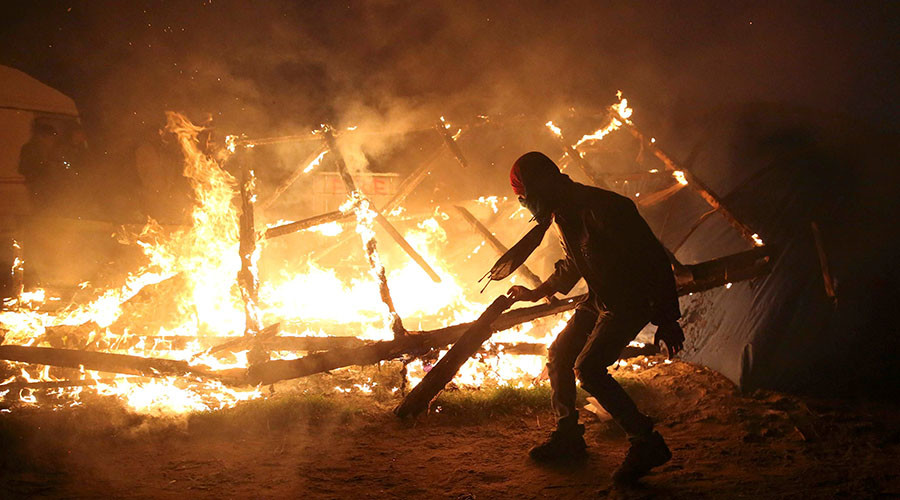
left=2, top=359, right=899, bottom=499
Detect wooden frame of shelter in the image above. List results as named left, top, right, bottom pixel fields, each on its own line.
left=0, top=105, right=775, bottom=406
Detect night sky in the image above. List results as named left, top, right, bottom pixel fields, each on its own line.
left=2, top=0, right=895, bottom=155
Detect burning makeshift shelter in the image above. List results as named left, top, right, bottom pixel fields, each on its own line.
left=0, top=92, right=780, bottom=415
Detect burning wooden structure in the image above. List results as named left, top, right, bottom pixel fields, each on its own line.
left=0, top=95, right=775, bottom=415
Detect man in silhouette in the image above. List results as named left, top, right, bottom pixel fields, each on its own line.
left=506, top=151, right=684, bottom=484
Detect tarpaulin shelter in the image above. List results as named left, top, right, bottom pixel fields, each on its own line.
left=637, top=104, right=900, bottom=398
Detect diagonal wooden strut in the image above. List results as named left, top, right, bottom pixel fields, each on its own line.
left=322, top=128, right=442, bottom=284
left=453, top=205, right=544, bottom=290
left=624, top=124, right=761, bottom=246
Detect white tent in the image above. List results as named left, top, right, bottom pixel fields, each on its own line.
left=0, top=65, right=79, bottom=218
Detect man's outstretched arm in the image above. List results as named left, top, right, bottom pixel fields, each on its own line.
left=508, top=256, right=581, bottom=303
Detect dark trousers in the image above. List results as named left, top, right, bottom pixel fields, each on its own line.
left=548, top=306, right=654, bottom=437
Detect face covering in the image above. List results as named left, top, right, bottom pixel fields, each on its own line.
left=519, top=195, right=553, bottom=225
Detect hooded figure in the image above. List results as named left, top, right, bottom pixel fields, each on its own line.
left=506, top=151, right=684, bottom=485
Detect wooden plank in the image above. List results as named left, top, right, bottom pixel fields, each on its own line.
left=0, top=345, right=244, bottom=384
left=394, top=295, right=513, bottom=418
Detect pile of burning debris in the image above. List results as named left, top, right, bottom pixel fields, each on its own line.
left=0, top=95, right=773, bottom=416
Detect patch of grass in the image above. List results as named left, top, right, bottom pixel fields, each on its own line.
left=429, top=385, right=589, bottom=421
left=188, top=392, right=363, bottom=434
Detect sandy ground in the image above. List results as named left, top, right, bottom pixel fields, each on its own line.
left=2, top=359, right=899, bottom=499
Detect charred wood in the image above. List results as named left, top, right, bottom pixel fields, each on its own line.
left=434, top=120, right=469, bottom=168
left=676, top=245, right=774, bottom=295
left=263, top=210, right=346, bottom=240
left=324, top=126, right=441, bottom=288
left=246, top=246, right=773, bottom=386
left=198, top=323, right=280, bottom=358
left=237, top=159, right=262, bottom=336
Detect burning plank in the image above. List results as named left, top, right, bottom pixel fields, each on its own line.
left=196, top=323, right=281, bottom=359
left=394, top=295, right=513, bottom=418
left=247, top=246, right=773, bottom=386
left=0, top=345, right=244, bottom=384
left=322, top=127, right=409, bottom=338
left=236, top=158, right=262, bottom=336
left=262, top=148, right=442, bottom=241
left=434, top=118, right=468, bottom=168
left=675, top=245, right=773, bottom=295
left=263, top=210, right=347, bottom=240
left=266, top=128, right=443, bottom=288
left=636, top=181, right=687, bottom=207
left=545, top=121, right=611, bottom=189
left=0, top=247, right=774, bottom=394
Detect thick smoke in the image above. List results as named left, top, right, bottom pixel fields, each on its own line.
left=2, top=1, right=895, bottom=150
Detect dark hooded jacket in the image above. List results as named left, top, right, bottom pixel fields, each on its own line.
left=547, top=179, right=681, bottom=325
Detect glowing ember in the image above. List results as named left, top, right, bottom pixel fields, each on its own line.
left=573, top=93, right=633, bottom=148
left=476, top=196, right=503, bottom=214
left=545, top=120, right=562, bottom=137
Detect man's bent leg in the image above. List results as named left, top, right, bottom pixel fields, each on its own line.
left=547, top=308, right=597, bottom=430
left=573, top=307, right=672, bottom=483
left=530, top=308, right=596, bottom=462
left=573, top=307, right=653, bottom=436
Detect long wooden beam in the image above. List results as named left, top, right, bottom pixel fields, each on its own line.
left=434, top=119, right=468, bottom=168
left=245, top=295, right=584, bottom=385
left=0, top=345, right=245, bottom=384
left=236, top=157, right=262, bottom=336
left=547, top=126, right=611, bottom=189
left=394, top=295, right=513, bottom=418
left=263, top=210, right=347, bottom=240
left=1, top=247, right=774, bottom=387
left=246, top=245, right=774, bottom=385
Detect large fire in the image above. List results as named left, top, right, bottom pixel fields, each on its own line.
left=1, top=94, right=737, bottom=416
left=0, top=116, right=582, bottom=416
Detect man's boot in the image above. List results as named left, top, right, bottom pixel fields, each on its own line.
left=612, top=431, right=671, bottom=485
left=529, top=423, right=587, bottom=462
